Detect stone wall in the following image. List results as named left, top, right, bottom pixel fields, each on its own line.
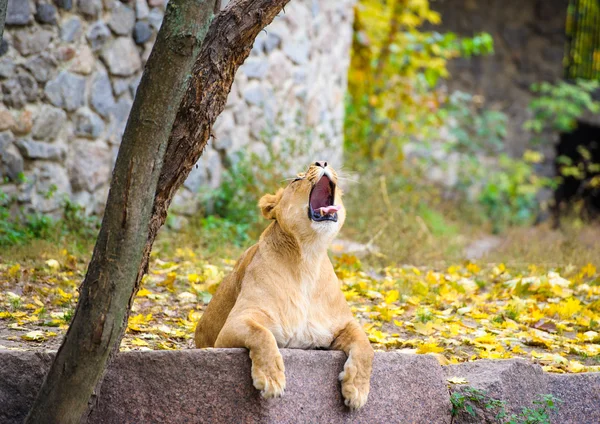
left=0, top=0, right=355, bottom=217
left=2, top=350, right=600, bottom=423
left=431, top=0, right=568, bottom=156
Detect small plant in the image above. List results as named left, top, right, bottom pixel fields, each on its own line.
left=450, top=385, right=561, bottom=424
left=0, top=192, right=99, bottom=248
left=62, top=308, right=75, bottom=324
left=450, top=386, right=507, bottom=420
left=525, top=79, right=600, bottom=136
left=199, top=122, right=326, bottom=245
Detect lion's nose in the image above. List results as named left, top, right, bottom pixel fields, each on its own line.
left=314, top=161, right=327, bottom=168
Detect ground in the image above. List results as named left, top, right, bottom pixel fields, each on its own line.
left=1, top=230, right=599, bottom=375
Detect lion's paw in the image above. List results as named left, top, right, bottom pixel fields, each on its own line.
left=339, top=357, right=370, bottom=410
left=251, top=353, right=286, bottom=399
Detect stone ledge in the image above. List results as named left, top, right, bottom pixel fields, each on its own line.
left=0, top=350, right=598, bottom=423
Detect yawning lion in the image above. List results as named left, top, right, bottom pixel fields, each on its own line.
left=194, top=161, right=374, bottom=409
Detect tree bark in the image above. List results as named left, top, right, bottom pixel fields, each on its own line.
left=25, top=1, right=216, bottom=422
left=25, top=0, right=290, bottom=423
left=0, top=0, right=8, bottom=43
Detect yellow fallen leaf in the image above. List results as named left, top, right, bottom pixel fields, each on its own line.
left=8, top=264, right=21, bottom=278
left=137, top=288, right=153, bottom=297
left=416, top=341, right=444, bottom=354
left=22, top=331, right=46, bottom=342
left=45, top=259, right=60, bottom=270
left=385, top=290, right=399, bottom=304
left=414, top=321, right=435, bottom=336
left=131, top=338, right=149, bottom=347
left=447, top=376, right=468, bottom=385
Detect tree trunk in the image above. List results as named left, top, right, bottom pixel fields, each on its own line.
left=25, top=0, right=290, bottom=423
left=0, top=0, right=8, bottom=42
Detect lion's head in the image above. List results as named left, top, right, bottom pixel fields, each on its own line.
left=259, top=161, right=345, bottom=242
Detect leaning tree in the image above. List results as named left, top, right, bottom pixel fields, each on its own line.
left=25, top=0, right=291, bottom=422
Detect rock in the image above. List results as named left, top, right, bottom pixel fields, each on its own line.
left=6, top=0, right=33, bottom=26
left=54, top=0, right=73, bottom=10
left=24, top=53, right=57, bottom=82
left=267, top=50, right=293, bottom=88
left=16, top=70, right=39, bottom=102
left=68, top=140, right=111, bottom=191
left=0, top=107, right=15, bottom=131
left=31, top=162, right=72, bottom=212
left=283, top=37, right=310, bottom=65
left=60, top=16, right=82, bottom=42
left=241, top=57, right=269, bottom=79
left=15, top=138, right=66, bottom=160
left=86, top=20, right=111, bottom=50
left=243, top=81, right=266, bottom=106
left=12, top=28, right=53, bottom=56
left=69, top=44, right=95, bottom=75
left=90, top=70, right=116, bottom=117
left=35, top=4, right=58, bottom=25
left=107, top=96, right=132, bottom=143
left=147, top=0, right=165, bottom=7
left=0, top=350, right=452, bottom=424
left=32, top=105, right=67, bottom=140
left=129, top=74, right=141, bottom=96
left=78, top=0, right=103, bottom=19
left=133, top=21, right=152, bottom=45
left=10, top=110, right=33, bottom=136
left=0, top=132, right=24, bottom=181
left=0, top=39, right=9, bottom=57
left=101, top=37, right=142, bottom=76
left=112, top=77, right=130, bottom=96
left=1, top=79, right=26, bottom=109
left=55, top=46, right=76, bottom=62
left=108, top=2, right=135, bottom=35
left=74, top=107, right=105, bottom=138
left=0, top=132, right=14, bottom=154
left=0, top=58, right=15, bottom=78
left=547, top=373, right=600, bottom=423
left=44, top=71, right=87, bottom=112
left=183, top=161, right=208, bottom=193
left=70, top=190, right=94, bottom=213
left=148, top=7, right=163, bottom=30
left=445, top=359, right=549, bottom=423
left=264, top=32, right=282, bottom=53
left=135, top=0, right=149, bottom=19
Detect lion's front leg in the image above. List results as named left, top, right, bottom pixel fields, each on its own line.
left=215, top=314, right=286, bottom=398
left=331, top=320, right=374, bottom=410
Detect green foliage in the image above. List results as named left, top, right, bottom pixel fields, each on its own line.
left=440, top=91, right=507, bottom=155
left=0, top=190, right=99, bottom=248
left=450, top=386, right=561, bottom=424
left=197, top=127, right=323, bottom=246
left=478, top=155, right=547, bottom=233
left=413, top=91, right=549, bottom=232
left=346, top=0, right=494, bottom=161
left=525, top=79, right=600, bottom=135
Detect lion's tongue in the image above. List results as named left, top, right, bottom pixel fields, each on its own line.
left=317, top=205, right=340, bottom=215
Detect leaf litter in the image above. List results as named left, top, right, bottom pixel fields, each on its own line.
left=1, top=248, right=599, bottom=373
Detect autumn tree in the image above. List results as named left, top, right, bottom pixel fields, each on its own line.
left=25, top=0, right=290, bottom=422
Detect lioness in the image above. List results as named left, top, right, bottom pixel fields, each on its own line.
left=194, top=161, right=373, bottom=409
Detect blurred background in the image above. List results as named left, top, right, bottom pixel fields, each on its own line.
left=1, top=0, right=599, bottom=267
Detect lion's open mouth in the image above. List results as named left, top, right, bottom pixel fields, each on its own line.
left=309, top=174, right=339, bottom=222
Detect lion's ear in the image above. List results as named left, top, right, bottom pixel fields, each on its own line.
left=258, top=188, right=284, bottom=220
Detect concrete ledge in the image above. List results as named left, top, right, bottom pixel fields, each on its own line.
left=0, top=349, right=598, bottom=423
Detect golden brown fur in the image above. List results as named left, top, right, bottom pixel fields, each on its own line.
left=194, top=163, right=373, bottom=409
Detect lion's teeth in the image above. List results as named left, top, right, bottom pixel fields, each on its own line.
left=319, top=209, right=324, bottom=216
